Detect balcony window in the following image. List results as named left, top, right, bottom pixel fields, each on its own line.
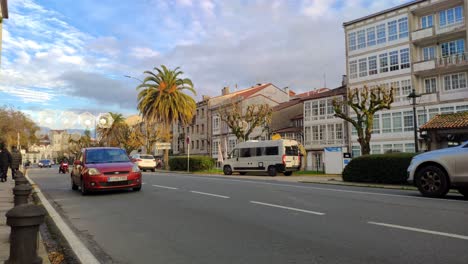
left=348, top=32, right=356, bottom=51
left=422, top=46, right=435, bottom=61
left=405, top=143, right=415, bottom=153
left=428, top=108, right=439, bottom=119
left=421, top=15, right=433, bottom=29
left=391, top=81, right=401, bottom=102
left=456, top=105, right=468, bottom=112
left=388, top=20, right=398, bottom=41
left=424, top=77, right=437, bottom=93
left=403, top=111, right=413, bottom=132
left=439, top=6, right=464, bottom=27
left=379, top=53, right=388, bottom=73
left=359, top=58, right=367, bottom=77
left=401, top=80, right=412, bottom=96
left=377, top=24, right=386, bottom=44
left=312, top=101, right=318, bottom=119
left=382, top=113, right=391, bottom=133
left=368, top=56, right=377, bottom=75
left=305, top=126, right=311, bottom=145
left=371, top=145, right=382, bottom=154
left=392, top=112, right=402, bottom=132
left=444, top=73, right=467, bottom=91
left=441, top=107, right=455, bottom=114
left=441, top=39, right=464, bottom=57
left=336, top=124, right=343, bottom=140
left=357, top=29, right=366, bottom=49
left=367, top=27, right=376, bottom=46
left=389, top=51, right=399, bottom=71
left=372, top=114, right=380, bottom=134
left=400, top=48, right=410, bottom=69
left=417, top=109, right=427, bottom=126
left=349, top=60, right=357, bottom=79
left=398, top=17, right=408, bottom=38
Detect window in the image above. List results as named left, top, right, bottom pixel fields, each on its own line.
left=312, top=125, right=319, bottom=141
left=191, top=140, right=194, bottom=149
left=351, top=117, right=357, bottom=135
left=392, top=112, right=402, bottom=132
left=405, top=143, right=415, bottom=153
left=187, top=127, right=190, bottom=134
left=383, top=144, right=393, bottom=153
left=327, top=99, right=334, bottom=116
left=379, top=53, right=388, bottom=73
left=393, top=144, right=403, bottom=152
left=371, top=145, right=382, bottom=154
left=367, top=27, right=376, bottom=46
left=265, top=147, right=278, bottom=156
left=388, top=20, right=398, bottom=41
left=428, top=108, right=439, bottom=119
left=201, top=140, right=205, bottom=150
left=359, top=58, right=367, bottom=77
left=439, top=6, right=464, bottom=27
left=401, top=79, right=412, bottom=96
left=421, top=15, right=433, bottom=29
left=441, top=106, right=454, bottom=114
left=424, top=78, right=437, bottom=93
left=377, top=24, right=386, bottom=44
left=196, top=140, right=199, bottom=149
left=327, top=124, right=335, bottom=143
left=348, top=32, right=357, bottom=51
left=398, top=17, right=408, bottom=38
left=336, top=123, right=343, bottom=140
left=368, top=56, right=377, bottom=75
left=441, top=39, right=465, bottom=57
left=201, top=108, right=205, bottom=118
left=456, top=105, right=468, bottom=112
left=423, top=46, right=435, bottom=61
left=312, top=101, right=319, bottom=119
left=201, top=124, right=204, bottom=133
left=400, top=48, right=410, bottom=69
left=240, top=148, right=251, bottom=157
left=444, top=73, right=467, bottom=91
left=403, top=111, right=413, bottom=132
left=372, top=114, right=380, bottom=134
left=228, top=139, right=236, bottom=151
left=382, top=113, right=391, bottom=133
left=349, top=60, right=357, bottom=79
left=213, top=116, right=220, bottom=130
left=319, top=125, right=326, bottom=141
left=196, top=125, right=199, bottom=134
left=305, top=126, right=311, bottom=144
left=319, top=100, right=326, bottom=117
left=357, top=29, right=366, bottom=49
left=417, top=109, right=427, bottom=126
left=389, top=51, right=399, bottom=71
left=391, top=81, right=400, bottom=102
left=352, top=146, right=361, bottom=158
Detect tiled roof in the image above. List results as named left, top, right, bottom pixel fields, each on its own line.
left=273, top=127, right=302, bottom=133
left=300, top=86, right=346, bottom=102
left=209, top=83, right=284, bottom=108
left=420, top=112, right=468, bottom=130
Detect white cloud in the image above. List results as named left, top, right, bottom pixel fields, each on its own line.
left=130, top=47, right=160, bottom=59
left=176, top=0, right=193, bottom=7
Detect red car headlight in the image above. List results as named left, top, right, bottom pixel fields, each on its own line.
left=88, top=168, right=101, bottom=176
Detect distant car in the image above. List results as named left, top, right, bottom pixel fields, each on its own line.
left=131, top=154, right=156, bottom=172
left=38, top=159, right=52, bottom=168
left=71, top=147, right=142, bottom=195
left=407, top=141, right=468, bottom=198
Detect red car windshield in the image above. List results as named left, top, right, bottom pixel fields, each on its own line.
left=85, top=149, right=130, bottom=164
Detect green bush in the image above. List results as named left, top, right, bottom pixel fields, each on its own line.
left=169, top=156, right=215, bottom=171
left=342, top=153, right=416, bottom=184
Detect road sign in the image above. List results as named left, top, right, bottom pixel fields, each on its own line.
left=155, top=142, right=171, bottom=150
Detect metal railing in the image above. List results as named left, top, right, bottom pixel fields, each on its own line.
left=436, top=52, right=468, bottom=67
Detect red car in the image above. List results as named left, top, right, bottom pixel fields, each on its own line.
left=71, top=147, right=142, bottom=195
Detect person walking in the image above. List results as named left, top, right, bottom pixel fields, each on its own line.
left=10, top=146, right=22, bottom=179
left=0, top=142, right=12, bottom=182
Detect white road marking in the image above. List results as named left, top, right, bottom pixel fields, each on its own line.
left=190, top=191, right=230, bottom=199
left=25, top=173, right=100, bottom=264
left=164, top=174, right=466, bottom=203
left=368, top=221, right=468, bottom=241
left=152, top=184, right=178, bottom=190
left=250, top=201, right=325, bottom=215
left=142, top=182, right=146, bottom=185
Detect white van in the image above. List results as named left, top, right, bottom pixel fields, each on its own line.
left=223, top=139, right=301, bottom=176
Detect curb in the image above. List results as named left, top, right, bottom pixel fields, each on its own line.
left=25, top=171, right=100, bottom=264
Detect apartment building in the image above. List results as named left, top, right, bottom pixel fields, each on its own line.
left=0, top=0, right=8, bottom=65
left=344, top=0, right=468, bottom=157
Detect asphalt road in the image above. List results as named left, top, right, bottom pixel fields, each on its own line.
left=29, top=168, right=468, bottom=264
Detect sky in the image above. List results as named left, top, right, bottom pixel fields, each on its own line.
left=0, top=0, right=412, bottom=130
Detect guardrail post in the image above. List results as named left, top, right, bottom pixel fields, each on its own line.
left=13, top=184, right=33, bottom=206
left=5, top=204, right=46, bottom=264
left=14, top=175, right=29, bottom=187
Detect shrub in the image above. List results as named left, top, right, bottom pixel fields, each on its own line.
left=169, top=156, right=215, bottom=171
left=342, top=153, right=417, bottom=184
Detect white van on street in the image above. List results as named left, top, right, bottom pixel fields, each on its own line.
left=223, top=139, right=301, bottom=176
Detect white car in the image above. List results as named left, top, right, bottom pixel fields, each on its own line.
left=407, top=141, right=468, bottom=198
left=131, top=154, right=156, bottom=172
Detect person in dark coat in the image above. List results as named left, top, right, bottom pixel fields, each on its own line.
left=10, top=146, right=22, bottom=179
left=0, top=142, right=12, bottom=182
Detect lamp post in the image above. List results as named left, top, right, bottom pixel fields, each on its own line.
left=407, top=89, right=421, bottom=153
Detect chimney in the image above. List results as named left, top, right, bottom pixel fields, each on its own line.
left=342, top=75, right=348, bottom=86
left=221, top=86, right=230, bottom=96
left=283, top=86, right=290, bottom=101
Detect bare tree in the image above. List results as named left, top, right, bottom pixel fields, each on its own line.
left=333, top=86, right=394, bottom=155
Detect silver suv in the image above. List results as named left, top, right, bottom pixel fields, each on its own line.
left=407, top=141, right=468, bottom=198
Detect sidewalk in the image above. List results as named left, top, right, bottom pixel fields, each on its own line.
left=0, top=176, right=51, bottom=263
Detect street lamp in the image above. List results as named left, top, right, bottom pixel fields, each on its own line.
left=407, top=89, right=421, bottom=153
left=124, top=75, right=143, bottom=83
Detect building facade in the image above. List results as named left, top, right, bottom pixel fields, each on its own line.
left=344, top=0, right=468, bottom=157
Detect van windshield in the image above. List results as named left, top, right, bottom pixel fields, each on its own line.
left=285, top=146, right=299, bottom=156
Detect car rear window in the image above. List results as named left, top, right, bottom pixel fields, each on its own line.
left=285, top=146, right=299, bottom=156
left=140, top=155, right=154, bottom=159
left=86, top=149, right=130, bottom=164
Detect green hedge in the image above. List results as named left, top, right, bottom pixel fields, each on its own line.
left=169, top=156, right=215, bottom=171
left=342, top=153, right=416, bottom=184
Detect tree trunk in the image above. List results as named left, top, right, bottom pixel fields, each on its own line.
left=360, top=140, right=371, bottom=155
left=163, top=149, right=169, bottom=170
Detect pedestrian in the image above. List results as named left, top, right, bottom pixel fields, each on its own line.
left=10, top=146, right=22, bottom=179
left=0, top=142, right=12, bottom=182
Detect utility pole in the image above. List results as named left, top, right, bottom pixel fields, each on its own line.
left=407, top=89, right=421, bottom=153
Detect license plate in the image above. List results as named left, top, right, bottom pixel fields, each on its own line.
left=108, top=176, right=127, bottom=182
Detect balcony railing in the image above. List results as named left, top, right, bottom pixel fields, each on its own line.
left=414, top=52, right=468, bottom=73
left=412, top=18, right=465, bottom=43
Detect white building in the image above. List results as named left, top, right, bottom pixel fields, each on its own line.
left=344, top=0, right=468, bottom=157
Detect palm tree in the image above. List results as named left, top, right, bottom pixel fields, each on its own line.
left=136, top=65, right=196, bottom=169
left=97, top=112, right=129, bottom=147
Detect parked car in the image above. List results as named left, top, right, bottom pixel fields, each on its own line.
left=38, top=159, right=52, bottom=168
left=407, top=141, right=468, bottom=198
left=71, top=147, right=142, bottom=195
left=223, top=139, right=301, bottom=176
left=131, top=154, right=157, bottom=172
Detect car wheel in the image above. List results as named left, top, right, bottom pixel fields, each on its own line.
left=415, top=165, right=450, bottom=198
left=268, top=166, right=277, bottom=177
left=458, top=188, right=468, bottom=199
left=223, top=165, right=233, bottom=175
left=283, top=171, right=293, bottom=176
left=239, top=172, right=247, bottom=175
left=71, top=178, right=78, bottom=190
left=80, top=179, right=88, bottom=196
left=143, top=169, right=146, bottom=172
left=133, top=186, right=142, bottom=192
